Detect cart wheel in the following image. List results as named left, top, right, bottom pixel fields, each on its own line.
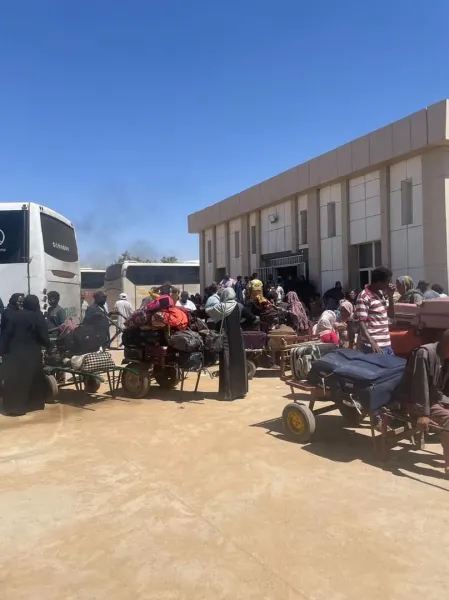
left=153, top=366, right=180, bottom=389
left=44, top=374, right=59, bottom=404
left=282, top=403, right=315, bottom=443
left=246, top=360, right=257, bottom=380
left=84, top=376, right=102, bottom=394
left=338, top=404, right=367, bottom=427
left=122, top=363, right=151, bottom=398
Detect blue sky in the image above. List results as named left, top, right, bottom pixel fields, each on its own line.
left=0, top=0, right=448, bottom=266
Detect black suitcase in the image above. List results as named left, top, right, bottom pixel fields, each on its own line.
left=242, top=331, right=267, bottom=350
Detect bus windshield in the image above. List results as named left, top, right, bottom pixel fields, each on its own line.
left=40, top=213, right=78, bottom=262
left=0, top=210, right=27, bottom=264
left=81, top=271, right=105, bottom=290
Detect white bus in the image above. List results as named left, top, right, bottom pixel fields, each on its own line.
left=0, top=202, right=81, bottom=321
left=81, top=268, right=106, bottom=303
left=103, top=261, right=200, bottom=310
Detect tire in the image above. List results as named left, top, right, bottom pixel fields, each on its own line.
left=84, top=376, right=102, bottom=394
left=282, top=403, right=316, bottom=443
left=246, top=360, right=257, bottom=380
left=44, top=374, right=59, bottom=404
left=338, top=404, right=367, bottom=427
left=122, top=363, right=151, bottom=398
left=153, top=365, right=180, bottom=390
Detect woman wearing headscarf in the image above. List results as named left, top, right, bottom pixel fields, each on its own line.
left=313, top=310, right=339, bottom=344
left=206, top=288, right=256, bottom=400
left=286, top=291, right=309, bottom=333
left=396, top=276, right=423, bottom=305
left=336, top=300, right=357, bottom=348
left=0, top=294, right=51, bottom=416
left=0, top=293, right=24, bottom=340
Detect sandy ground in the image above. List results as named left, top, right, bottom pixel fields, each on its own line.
left=1, top=355, right=449, bottom=600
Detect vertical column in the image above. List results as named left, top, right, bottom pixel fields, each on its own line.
left=240, top=215, right=250, bottom=277
left=307, top=190, right=321, bottom=290
left=224, top=221, right=231, bottom=275
left=379, top=166, right=391, bottom=266
left=422, top=148, right=449, bottom=290
left=290, top=196, right=298, bottom=253
left=255, top=210, right=262, bottom=273
left=199, top=231, right=206, bottom=291
left=212, top=226, right=217, bottom=282
left=340, top=180, right=350, bottom=288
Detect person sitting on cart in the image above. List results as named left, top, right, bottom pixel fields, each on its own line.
left=396, top=330, right=449, bottom=478
left=84, top=291, right=110, bottom=348
left=313, top=310, right=339, bottom=344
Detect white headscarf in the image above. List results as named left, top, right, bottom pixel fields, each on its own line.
left=206, top=288, right=238, bottom=323
left=313, top=310, right=336, bottom=335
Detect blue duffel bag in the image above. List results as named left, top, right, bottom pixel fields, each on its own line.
left=307, top=348, right=363, bottom=387
left=329, top=353, right=406, bottom=411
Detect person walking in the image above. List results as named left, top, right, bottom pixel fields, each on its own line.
left=114, top=292, right=133, bottom=347
left=84, top=291, right=110, bottom=348
left=0, top=295, right=51, bottom=416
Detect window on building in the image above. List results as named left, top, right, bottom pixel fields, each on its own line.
left=327, top=202, right=336, bottom=238
left=207, top=239, right=212, bottom=263
left=401, top=179, right=413, bottom=226
left=299, top=210, right=308, bottom=246
left=356, top=241, right=382, bottom=288
left=251, top=225, right=256, bottom=254
left=234, top=231, right=240, bottom=258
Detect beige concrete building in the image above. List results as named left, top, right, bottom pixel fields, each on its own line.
left=188, top=99, right=449, bottom=293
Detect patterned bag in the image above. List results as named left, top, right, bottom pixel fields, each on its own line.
left=81, top=351, right=115, bottom=373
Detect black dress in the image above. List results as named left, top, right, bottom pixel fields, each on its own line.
left=1, top=309, right=51, bottom=415
left=217, top=304, right=254, bottom=401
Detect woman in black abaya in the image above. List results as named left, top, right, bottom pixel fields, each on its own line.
left=207, top=288, right=256, bottom=401
left=0, top=293, right=24, bottom=339
left=1, top=295, right=51, bottom=416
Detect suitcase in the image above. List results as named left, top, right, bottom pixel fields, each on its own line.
left=390, top=327, right=427, bottom=357
left=418, top=299, right=449, bottom=329
left=393, top=303, right=420, bottom=327
left=329, top=354, right=406, bottom=411
left=242, top=331, right=267, bottom=350
left=307, top=348, right=362, bottom=387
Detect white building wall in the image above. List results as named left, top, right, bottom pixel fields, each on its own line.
left=204, top=227, right=214, bottom=284
left=297, top=194, right=308, bottom=248
left=229, top=218, right=242, bottom=277
left=261, top=200, right=292, bottom=255
left=249, top=212, right=258, bottom=274
left=216, top=223, right=226, bottom=269
left=349, top=171, right=381, bottom=244
left=389, top=155, right=424, bottom=283
left=320, top=184, right=343, bottom=293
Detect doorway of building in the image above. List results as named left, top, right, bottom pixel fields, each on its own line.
left=215, top=268, right=226, bottom=283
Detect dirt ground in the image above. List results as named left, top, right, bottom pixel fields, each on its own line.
left=1, top=357, right=449, bottom=600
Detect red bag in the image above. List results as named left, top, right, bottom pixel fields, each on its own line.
left=162, top=307, right=189, bottom=330
left=144, top=295, right=174, bottom=313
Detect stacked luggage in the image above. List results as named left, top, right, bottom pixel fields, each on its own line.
left=123, top=295, right=215, bottom=372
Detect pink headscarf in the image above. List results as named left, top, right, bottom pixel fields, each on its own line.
left=286, top=291, right=309, bottom=332
left=339, top=300, right=354, bottom=317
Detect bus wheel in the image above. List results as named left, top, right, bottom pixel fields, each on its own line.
left=44, top=374, right=59, bottom=404
left=153, top=365, right=180, bottom=389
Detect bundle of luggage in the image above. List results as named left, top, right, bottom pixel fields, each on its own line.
left=125, top=295, right=189, bottom=332
left=123, top=295, right=218, bottom=371
left=307, top=348, right=406, bottom=411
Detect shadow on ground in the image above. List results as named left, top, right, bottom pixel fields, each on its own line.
left=251, top=410, right=449, bottom=491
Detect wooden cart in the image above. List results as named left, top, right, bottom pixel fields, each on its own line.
left=278, top=339, right=428, bottom=459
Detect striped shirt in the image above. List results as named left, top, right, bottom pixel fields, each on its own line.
left=356, top=285, right=391, bottom=348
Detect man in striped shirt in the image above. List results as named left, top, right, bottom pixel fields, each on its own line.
left=356, top=266, right=395, bottom=354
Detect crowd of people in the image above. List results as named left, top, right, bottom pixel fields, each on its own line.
left=2, top=267, right=449, bottom=474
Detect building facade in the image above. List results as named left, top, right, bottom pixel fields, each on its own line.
left=188, top=100, right=449, bottom=293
